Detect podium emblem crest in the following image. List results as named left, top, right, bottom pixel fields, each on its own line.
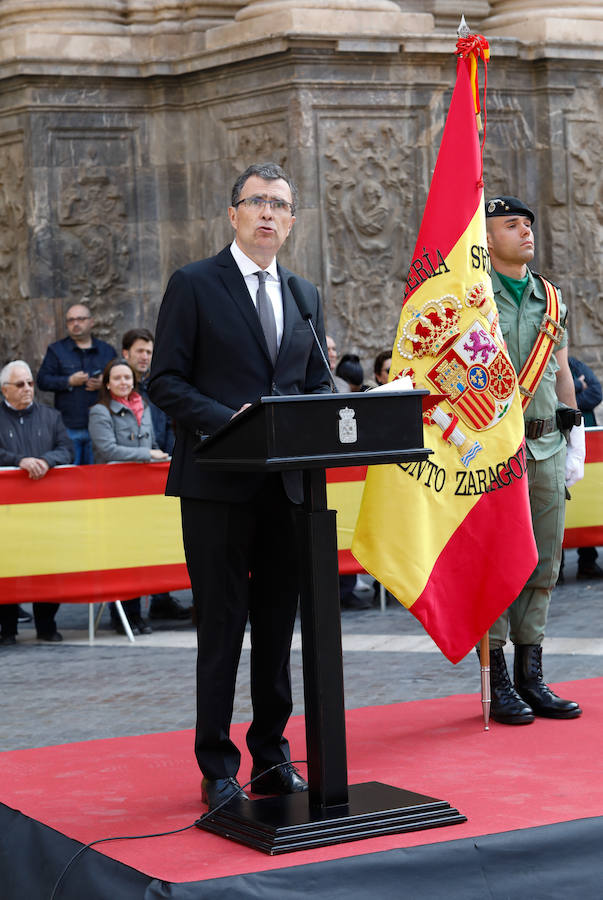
left=338, top=407, right=357, bottom=444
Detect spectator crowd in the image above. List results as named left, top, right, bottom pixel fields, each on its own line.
left=1, top=308, right=601, bottom=645
left=0, top=305, right=191, bottom=645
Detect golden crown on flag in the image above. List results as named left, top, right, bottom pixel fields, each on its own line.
left=397, top=294, right=462, bottom=360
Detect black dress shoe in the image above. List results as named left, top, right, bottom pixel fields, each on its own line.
left=149, top=594, right=191, bottom=620
left=37, top=632, right=63, bottom=643
left=201, top=777, right=249, bottom=810
left=341, top=593, right=372, bottom=610
left=111, top=617, right=134, bottom=635
left=17, top=606, right=33, bottom=622
left=0, top=635, right=17, bottom=646
left=130, top=615, right=152, bottom=635
left=576, top=562, right=603, bottom=580
left=251, top=762, right=308, bottom=795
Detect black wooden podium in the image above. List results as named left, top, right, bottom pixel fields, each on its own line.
left=195, top=391, right=466, bottom=853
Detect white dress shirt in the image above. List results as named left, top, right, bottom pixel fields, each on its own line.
left=230, top=239, right=284, bottom=345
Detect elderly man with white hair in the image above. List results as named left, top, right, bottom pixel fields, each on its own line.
left=0, top=359, right=73, bottom=645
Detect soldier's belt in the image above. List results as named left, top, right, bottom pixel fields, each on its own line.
left=525, top=417, right=558, bottom=439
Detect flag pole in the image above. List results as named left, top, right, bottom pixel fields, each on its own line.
left=479, top=633, right=491, bottom=730
left=457, top=16, right=492, bottom=731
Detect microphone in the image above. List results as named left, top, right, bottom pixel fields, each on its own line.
left=288, top=275, right=337, bottom=392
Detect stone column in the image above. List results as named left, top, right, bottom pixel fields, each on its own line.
left=392, top=1, right=491, bottom=33
left=206, top=0, right=434, bottom=51
left=482, top=1, right=603, bottom=43
left=0, top=0, right=244, bottom=66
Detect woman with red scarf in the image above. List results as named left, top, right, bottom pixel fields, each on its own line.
left=89, top=358, right=169, bottom=634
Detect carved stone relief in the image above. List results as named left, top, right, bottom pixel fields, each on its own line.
left=566, top=113, right=603, bottom=345
left=320, top=116, right=424, bottom=360
left=222, top=115, right=290, bottom=254
left=482, top=92, right=536, bottom=197
left=57, top=146, right=129, bottom=296
left=0, top=138, right=27, bottom=303
left=228, top=116, right=289, bottom=182
left=0, top=137, right=30, bottom=364
left=49, top=132, right=137, bottom=338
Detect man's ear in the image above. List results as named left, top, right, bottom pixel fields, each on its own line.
left=486, top=229, right=493, bottom=251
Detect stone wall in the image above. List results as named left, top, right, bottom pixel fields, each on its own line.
left=0, top=2, right=601, bottom=387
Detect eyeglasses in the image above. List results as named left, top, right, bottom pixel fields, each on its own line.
left=235, top=196, right=294, bottom=215
left=66, top=316, right=91, bottom=324
left=5, top=380, right=34, bottom=388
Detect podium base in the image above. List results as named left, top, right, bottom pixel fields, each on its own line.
left=196, top=781, right=466, bottom=854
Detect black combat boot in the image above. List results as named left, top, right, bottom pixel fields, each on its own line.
left=514, top=644, right=582, bottom=719
left=480, top=647, right=535, bottom=724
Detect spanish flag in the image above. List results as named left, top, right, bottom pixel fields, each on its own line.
left=352, top=36, right=538, bottom=664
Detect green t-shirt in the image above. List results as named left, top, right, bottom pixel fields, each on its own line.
left=496, top=271, right=529, bottom=307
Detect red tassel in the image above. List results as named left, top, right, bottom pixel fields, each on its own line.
left=455, top=32, right=490, bottom=190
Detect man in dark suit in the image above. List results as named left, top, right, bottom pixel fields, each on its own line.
left=148, top=163, right=331, bottom=809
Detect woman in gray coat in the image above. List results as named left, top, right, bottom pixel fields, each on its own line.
left=89, top=358, right=169, bottom=633
left=89, top=359, right=168, bottom=464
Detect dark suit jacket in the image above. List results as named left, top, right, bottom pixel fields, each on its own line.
left=148, top=245, right=331, bottom=502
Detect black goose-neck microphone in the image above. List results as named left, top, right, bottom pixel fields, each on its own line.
left=288, top=275, right=337, bottom=392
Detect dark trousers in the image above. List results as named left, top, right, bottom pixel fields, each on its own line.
left=0, top=603, right=58, bottom=637
left=110, top=598, right=141, bottom=622
left=578, top=547, right=598, bottom=568
left=33, top=602, right=60, bottom=637
left=0, top=604, right=18, bottom=637
left=181, top=475, right=300, bottom=780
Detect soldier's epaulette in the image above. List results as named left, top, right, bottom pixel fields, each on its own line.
left=531, top=270, right=566, bottom=323
left=531, top=270, right=561, bottom=292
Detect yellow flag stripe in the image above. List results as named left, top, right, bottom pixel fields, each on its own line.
left=327, top=480, right=366, bottom=550
left=565, top=462, right=603, bottom=529
left=0, top=495, right=183, bottom=577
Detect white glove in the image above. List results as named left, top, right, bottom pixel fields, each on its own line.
left=565, top=420, right=585, bottom=487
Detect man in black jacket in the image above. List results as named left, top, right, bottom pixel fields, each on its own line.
left=0, top=360, right=73, bottom=644
left=121, top=327, right=189, bottom=622
left=149, top=162, right=331, bottom=809
left=37, top=304, right=116, bottom=464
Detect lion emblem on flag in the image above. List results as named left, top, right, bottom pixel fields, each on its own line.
left=425, top=320, right=515, bottom=430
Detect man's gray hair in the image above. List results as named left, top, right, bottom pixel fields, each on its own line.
left=231, top=162, right=298, bottom=214
left=0, top=360, right=32, bottom=386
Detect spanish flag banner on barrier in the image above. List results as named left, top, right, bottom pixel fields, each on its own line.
left=352, top=35, right=539, bottom=664
left=0, top=463, right=190, bottom=605
left=1, top=434, right=600, bottom=606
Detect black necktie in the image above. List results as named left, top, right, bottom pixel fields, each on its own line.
left=255, top=270, right=278, bottom=364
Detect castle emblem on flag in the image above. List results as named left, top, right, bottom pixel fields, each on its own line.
left=426, top=320, right=515, bottom=430
left=396, top=285, right=516, bottom=435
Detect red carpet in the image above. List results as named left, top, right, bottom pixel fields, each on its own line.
left=1, top=679, right=601, bottom=883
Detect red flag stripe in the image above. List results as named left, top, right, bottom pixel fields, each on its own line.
left=404, top=60, right=482, bottom=304
left=584, top=427, right=603, bottom=463
left=0, top=462, right=170, bottom=505
left=326, top=466, right=368, bottom=484
left=564, top=526, right=603, bottom=549
left=0, top=563, right=190, bottom=605
left=410, top=467, right=535, bottom=663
